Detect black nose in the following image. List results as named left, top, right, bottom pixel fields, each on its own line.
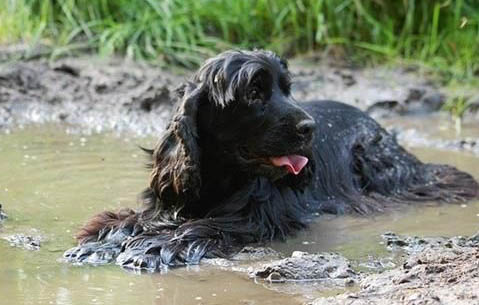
left=296, top=119, right=315, bottom=138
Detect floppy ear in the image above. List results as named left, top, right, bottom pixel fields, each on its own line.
left=150, top=82, right=203, bottom=210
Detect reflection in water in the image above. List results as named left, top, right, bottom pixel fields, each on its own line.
left=0, top=123, right=478, bottom=305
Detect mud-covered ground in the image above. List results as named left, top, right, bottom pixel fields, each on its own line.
left=1, top=53, right=479, bottom=304
left=1, top=55, right=478, bottom=140
left=0, top=57, right=182, bottom=135
left=312, top=232, right=479, bottom=305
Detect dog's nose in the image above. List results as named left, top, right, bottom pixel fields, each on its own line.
left=296, top=119, right=315, bottom=138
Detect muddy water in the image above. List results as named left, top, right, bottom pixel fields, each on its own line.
left=0, top=125, right=306, bottom=305
left=0, top=123, right=478, bottom=305
left=383, top=113, right=479, bottom=141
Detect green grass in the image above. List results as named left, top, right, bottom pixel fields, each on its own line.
left=442, top=96, right=473, bottom=134
left=1, top=0, right=478, bottom=77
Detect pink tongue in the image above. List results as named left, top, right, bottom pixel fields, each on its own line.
left=269, top=155, right=309, bottom=175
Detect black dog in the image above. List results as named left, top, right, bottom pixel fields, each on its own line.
left=64, top=50, right=479, bottom=270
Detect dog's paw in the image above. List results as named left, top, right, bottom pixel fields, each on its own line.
left=115, top=234, right=188, bottom=271
left=63, top=241, right=121, bottom=265
left=116, top=251, right=164, bottom=272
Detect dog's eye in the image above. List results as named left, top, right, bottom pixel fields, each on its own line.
left=248, top=87, right=261, bottom=101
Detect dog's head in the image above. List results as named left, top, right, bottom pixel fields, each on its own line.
left=150, top=50, right=315, bottom=209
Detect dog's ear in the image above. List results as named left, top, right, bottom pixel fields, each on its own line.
left=150, top=82, right=203, bottom=210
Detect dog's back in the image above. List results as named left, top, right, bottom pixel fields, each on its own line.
left=300, top=100, right=478, bottom=214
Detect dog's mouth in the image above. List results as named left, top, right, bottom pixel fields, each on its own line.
left=269, top=155, right=309, bottom=175
left=238, top=146, right=309, bottom=175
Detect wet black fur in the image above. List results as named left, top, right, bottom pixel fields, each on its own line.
left=64, top=50, right=479, bottom=271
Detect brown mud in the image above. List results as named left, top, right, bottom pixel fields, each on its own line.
left=312, top=232, right=479, bottom=305
left=1, top=55, right=477, bottom=139
left=0, top=57, right=183, bottom=135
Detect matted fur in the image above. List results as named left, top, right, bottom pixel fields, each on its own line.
left=65, top=50, right=479, bottom=271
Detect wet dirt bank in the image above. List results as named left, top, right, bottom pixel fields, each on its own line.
left=1, top=55, right=478, bottom=145
left=0, top=57, right=184, bottom=135
left=311, top=232, right=479, bottom=305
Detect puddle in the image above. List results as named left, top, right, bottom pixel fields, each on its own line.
left=0, top=123, right=478, bottom=305
left=0, top=125, right=306, bottom=305
left=382, top=113, right=479, bottom=141
left=381, top=113, right=479, bottom=155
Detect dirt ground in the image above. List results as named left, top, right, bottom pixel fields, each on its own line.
left=1, top=54, right=477, bottom=130
left=311, top=232, right=479, bottom=305
left=1, top=52, right=478, bottom=304
left=0, top=57, right=182, bottom=135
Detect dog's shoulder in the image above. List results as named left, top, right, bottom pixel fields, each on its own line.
left=299, top=100, right=369, bottom=125
left=299, top=100, right=381, bottom=139
left=300, top=100, right=362, bottom=114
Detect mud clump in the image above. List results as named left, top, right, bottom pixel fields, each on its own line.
left=204, top=248, right=359, bottom=295
left=205, top=247, right=359, bottom=287
left=251, top=251, right=358, bottom=285
left=0, top=203, right=6, bottom=223
left=3, top=233, right=43, bottom=251
left=382, top=231, right=454, bottom=253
